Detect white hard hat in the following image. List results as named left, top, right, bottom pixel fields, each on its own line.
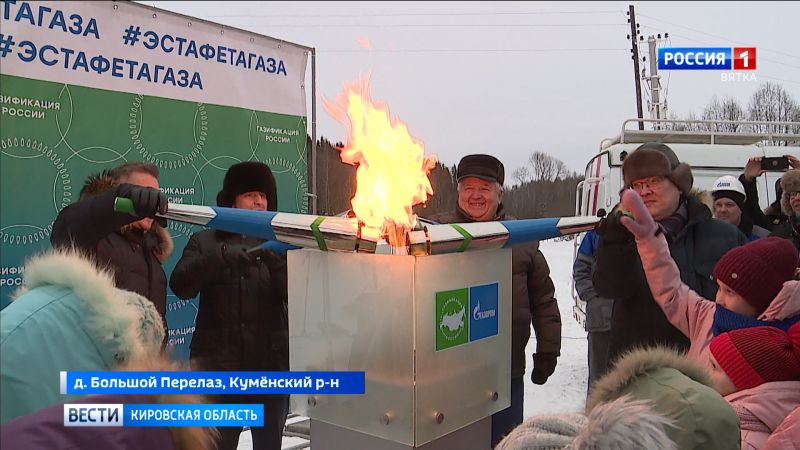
left=711, top=175, right=746, bottom=199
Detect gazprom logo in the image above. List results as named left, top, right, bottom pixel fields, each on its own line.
left=469, top=283, right=498, bottom=342
left=436, top=282, right=499, bottom=351
left=473, top=301, right=497, bottom=321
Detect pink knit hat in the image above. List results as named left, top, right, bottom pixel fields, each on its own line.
left=712, top=237, right=799, bottom=314
left=710, top=322, right=800, bottom=391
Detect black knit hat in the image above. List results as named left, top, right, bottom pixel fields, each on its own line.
left=622, top=142, right=693, bottom=194
left=216, top=161, right=277, bottom=211
left=457, top=154, right=505, bottom=185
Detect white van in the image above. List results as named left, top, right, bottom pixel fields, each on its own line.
left=571, top=118, right=800, bottom=327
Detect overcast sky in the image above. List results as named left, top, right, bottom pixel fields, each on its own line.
left=148, top=1, right=800, bottom=179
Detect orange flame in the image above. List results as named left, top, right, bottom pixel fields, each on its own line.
left=323, top=76, right=436, bottom=237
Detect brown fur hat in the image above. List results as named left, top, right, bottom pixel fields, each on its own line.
left=622, top=143, right=694, bottom=194
left=780, top=169, right=800, bottom=217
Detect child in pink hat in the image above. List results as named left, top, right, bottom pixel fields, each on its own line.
left=616, top=189, right=800, bottom=367
left=708, top=322, right=800, bottom=449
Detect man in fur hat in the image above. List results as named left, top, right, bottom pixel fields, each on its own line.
left=772, top=168, right=800, bottom=255
left=51, top=162, right=171, bottom=320
left=592, top=142, right=747, bottom=376
left=170, top=161, right=288, bottom=450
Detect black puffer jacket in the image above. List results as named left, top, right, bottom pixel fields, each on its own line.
left=169, top=230, right=288, bottom=371
left=739, top=174, right=786, bottom=230
left=771, top=218, right=800, bottom=255
left=50, top=181, right=171, bottom=318
left=429, top=205, right=561, bottom=379
left=593, top=194, right=747, bottom=366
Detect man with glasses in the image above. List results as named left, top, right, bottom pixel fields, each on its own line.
left=591, top=142, right=747, bottom=375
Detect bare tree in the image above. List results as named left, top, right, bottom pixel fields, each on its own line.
left=747, top=82, right=799, bottom=143
left=528, top=151, right=569, bottom=182
left=664, top=111, right=705, bottom=132
left=511, top=166, right=531, bottom=186
left=703, top=96, right=746, bottom=132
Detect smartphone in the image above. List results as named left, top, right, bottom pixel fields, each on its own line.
left=761, top=156, right=790, bottom=171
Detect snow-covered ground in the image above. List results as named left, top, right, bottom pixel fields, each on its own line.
left=238, top=238, right=587, bottom=449
left=523, top=238, right=588, bottom=416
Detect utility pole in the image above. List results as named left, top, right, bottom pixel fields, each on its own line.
left=627, top=5, right=644, bottom=130
left=646, top=35, right=667, bottom=129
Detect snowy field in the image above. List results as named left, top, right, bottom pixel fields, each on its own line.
left=238, top=238, right=588, bottom=449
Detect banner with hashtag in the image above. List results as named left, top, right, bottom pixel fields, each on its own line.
left=0, top=1, right=311, bottom=360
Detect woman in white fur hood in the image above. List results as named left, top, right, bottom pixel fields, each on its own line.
left=0, top=248, right=165, bottom=423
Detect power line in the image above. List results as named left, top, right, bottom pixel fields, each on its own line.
left=637, top=13, right=800, bottom=61
left=234, top=23, right=628, bottom=29
left=204, top=10, right=622, bottom=18
left=758, top=75, right=800, bottom=86
left=320, top=48, right=628, bottom=54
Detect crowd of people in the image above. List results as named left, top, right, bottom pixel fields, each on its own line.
left=0, top=145, right=799, bottom=450
left=558, top=148, right=800, bottom=450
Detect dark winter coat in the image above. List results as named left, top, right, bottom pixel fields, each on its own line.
left=593, top=194, right=747, bottom=366
left=169, top=230, right=289, bottom=372
left=771, top=218, right=800, bottom=255
left=50, top=180, right=172, bottom=319
left=739, top=174, right=786, bottom=231
left=573, top=230, right=614, bottom=333
left=429, top=205, right=561, bottom=379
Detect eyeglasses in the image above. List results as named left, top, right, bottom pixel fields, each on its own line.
left=631, top=176, right=667, bottom=192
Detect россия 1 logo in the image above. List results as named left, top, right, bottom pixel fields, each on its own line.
left=658, top=47, right=756, bottom=82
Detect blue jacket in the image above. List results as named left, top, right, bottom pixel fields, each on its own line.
left=0, top=250, right=164, bottom=423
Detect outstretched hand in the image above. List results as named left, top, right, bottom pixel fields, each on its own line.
left=619, top=189, right=658, bottom=239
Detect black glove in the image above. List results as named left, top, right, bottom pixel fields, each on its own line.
left=531, top=353, right=558, bottom=385
left=118, top=183, right=166, bottom=219
left=596, top=209, right=632, bottom=244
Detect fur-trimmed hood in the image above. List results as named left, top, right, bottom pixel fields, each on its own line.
left=587, top=347, right=741, bottom=450
left=497, top=395, right=677, bottom=450
left=11, top=248, right=164, bottom=362
left=692, top=188, right=714, bottom=213
left=587, top=346, right=712, bottom=411
left=781, top=169, right=800, bottom=217
left=80, top=171, right=116, bottom=199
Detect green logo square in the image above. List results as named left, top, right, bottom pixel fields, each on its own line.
left=436, top=288, right=469, bottom=351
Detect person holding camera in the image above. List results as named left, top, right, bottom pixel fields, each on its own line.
left=739, top=155, right=799, bottom=230
left=169, top=161, right=289, bottom=450
left=773, top=167, right=800, bottom=254
left=739, top=155, right=800, bottom=255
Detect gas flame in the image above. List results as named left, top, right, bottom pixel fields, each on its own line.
left=323, top=76, right=436, bottom=240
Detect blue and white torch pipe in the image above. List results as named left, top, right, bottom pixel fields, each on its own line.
left=115, top=198, right=599, bottom=256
